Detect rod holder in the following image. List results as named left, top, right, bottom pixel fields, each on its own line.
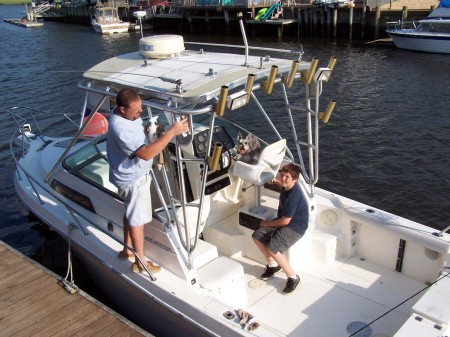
left=245, top=74, right=255, bottom=103
left=261, top=65, right=278, bottom=94
left=209, top=143, right=223, bottom=172
left=158, top=151, right=165, bottom=166
left=215, top=86, right=228, bottom=117
left=328, top=56, right=337, bottom=71
left=319, top=100, right=336, bottom=123
left=303, top=58, right=318, bottom=84
left=284, top=60, right=299, bottom=88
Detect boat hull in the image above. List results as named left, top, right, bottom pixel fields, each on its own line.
left=387, top=31, right=450, bottom=54
left=91, top=19, right=130, bottom=34
left=72, top=242, right=210, bottom=337
left=13, top=170, right=243, bottom=337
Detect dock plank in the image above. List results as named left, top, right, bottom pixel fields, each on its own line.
left=30, top=300, right=101, bottom=337
left=97, top=319, right=140, bottom=336
left=54, top=309, right=110, bottom=336
left=1, top=284, right=78, bottom=336
left=0, top=263, right=42, bottom=289
left=0, top=274, right=52, bottom=310
left=10, top=296, right=97, bottom=336
left=0, top=241, right=151, bottom=337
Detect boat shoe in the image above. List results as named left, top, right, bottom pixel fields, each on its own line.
left=132, top=260, right=161, bottom=274
left=118, top=250, right=134, bottom=261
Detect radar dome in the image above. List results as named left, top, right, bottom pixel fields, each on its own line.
left=139, top=35, right=185, bottom=59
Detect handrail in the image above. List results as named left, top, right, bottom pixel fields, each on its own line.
left=77, top=80, right=214, bottom=117
left=45, top=95, right=108, bottom=183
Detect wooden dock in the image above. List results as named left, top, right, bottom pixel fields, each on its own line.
left=0, top=240, right=151, bottom=337
left=3, top=18, right=43, bottom=28
left=246, top=18, right=298, bottom=38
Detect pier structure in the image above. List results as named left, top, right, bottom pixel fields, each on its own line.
left=41, top=0, right=437, bottom=39
left=0, top=240, right=151, bottom=336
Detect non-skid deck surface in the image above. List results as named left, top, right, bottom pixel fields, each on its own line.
left=233, top=255, right=426, bottom=337
left=0, top=241, right=150, bottom=337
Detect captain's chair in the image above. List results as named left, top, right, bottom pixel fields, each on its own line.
left=232, top=139, right=287, bottom=214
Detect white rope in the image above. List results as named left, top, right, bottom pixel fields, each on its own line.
left=58, top=224, right=79, bottom=294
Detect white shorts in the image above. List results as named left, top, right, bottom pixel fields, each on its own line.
left=119, top=174, right=152, bottom=227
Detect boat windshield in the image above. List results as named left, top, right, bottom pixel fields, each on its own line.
left=63, top=137, right=118, bottom=193
left=96, top=8, right=119, bottom=23
left=158, top=112, right=269, bottom=150
left=62, top=112, right=270, bottom=194
left=417, top=22, right=450, bottom=33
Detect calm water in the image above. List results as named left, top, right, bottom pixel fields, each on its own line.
left=1, top=3, right=450, bottom=331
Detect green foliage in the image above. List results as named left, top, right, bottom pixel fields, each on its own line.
left=0, top=0, right=30, bottom=4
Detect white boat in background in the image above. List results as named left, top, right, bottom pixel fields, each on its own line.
left=91, top=6, right=129, bottom=34
left=9, top=14, right=450, bottom=337
left=386, top=0, right=450, bottom=54
left=312, top=0, right=354, bottom=9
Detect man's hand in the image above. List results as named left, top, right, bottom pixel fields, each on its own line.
left=170, top=117, right=189, bottom=136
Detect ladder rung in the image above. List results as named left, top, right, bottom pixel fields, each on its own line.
left=287, top=104, right=304, bottom=111
left=296, top=140, right=315, bottom=150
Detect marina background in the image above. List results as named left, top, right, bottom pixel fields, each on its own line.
left=1, top=3, right=449, bottom=333
left=3, top=0, right=442, bottom=39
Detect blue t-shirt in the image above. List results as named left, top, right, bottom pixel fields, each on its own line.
left=278, top=183, right=309, bottom=235
left=107, top=111, right=153, bottom=189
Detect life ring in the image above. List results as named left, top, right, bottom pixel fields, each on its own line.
left=255, top=8, right=268, bottom=20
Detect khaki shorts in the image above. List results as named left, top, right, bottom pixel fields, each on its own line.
left=119, top=174, right=152, bottom=227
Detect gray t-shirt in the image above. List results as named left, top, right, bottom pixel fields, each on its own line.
left=107, top=111, right=153, bottom=189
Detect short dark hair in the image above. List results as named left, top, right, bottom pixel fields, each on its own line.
left=116, top=88, right=140, bottom=109
left=279, top=163, right=301, bottom=180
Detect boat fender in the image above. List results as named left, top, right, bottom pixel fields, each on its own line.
left=82, top=112, right=108, bottom=138
left=254, top=8, right=268, bottom=20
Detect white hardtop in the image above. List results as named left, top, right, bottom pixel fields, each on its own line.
left=82, top=46, right=309, bottom=104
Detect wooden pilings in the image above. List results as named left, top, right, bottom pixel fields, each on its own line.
left=44, top=4, right=435, bottom=39
left=294, top=5, right=432, bottom=40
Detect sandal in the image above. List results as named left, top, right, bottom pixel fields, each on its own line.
left=132, top=260, right=161, bottom=274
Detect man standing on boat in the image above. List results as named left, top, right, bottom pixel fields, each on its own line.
left=252, top=163, right=308, bottom=294
left=107, top=88, right=189, bottom=273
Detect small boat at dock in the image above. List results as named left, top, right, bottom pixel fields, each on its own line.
left=386, top=0, right=450, bottom=54
left=9, top=13, right=450, bottom=337
left=91, top=6, right=130, bottom=34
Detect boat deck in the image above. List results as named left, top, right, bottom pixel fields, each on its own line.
left=0, top=240, right=150, bottom=337
left=231, top=254, right=426, bottom=336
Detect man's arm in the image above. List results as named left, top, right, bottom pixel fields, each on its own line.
left=260, top=216, right=291, bottom=228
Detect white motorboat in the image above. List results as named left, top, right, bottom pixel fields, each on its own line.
left=386, top=0, right=450, bottom=54
left=91, top=6, right=130, bottom=34
left=9, top=15, right=450, bottom=337
left=312, top=0, right=354, bottom=9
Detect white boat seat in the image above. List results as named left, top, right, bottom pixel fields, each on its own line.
left=175, top=195, right=211, bottom=241
left=232, top=139, right=286, bottom=214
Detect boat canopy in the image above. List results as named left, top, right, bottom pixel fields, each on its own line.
left=428, top=0, right=450, bottom=18
left=439, top=0, right=450, bottom=8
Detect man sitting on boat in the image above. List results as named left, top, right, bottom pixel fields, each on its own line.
left=107, top=88, right=189, bottom=273
left=252, top=163, right=308, bottom=294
